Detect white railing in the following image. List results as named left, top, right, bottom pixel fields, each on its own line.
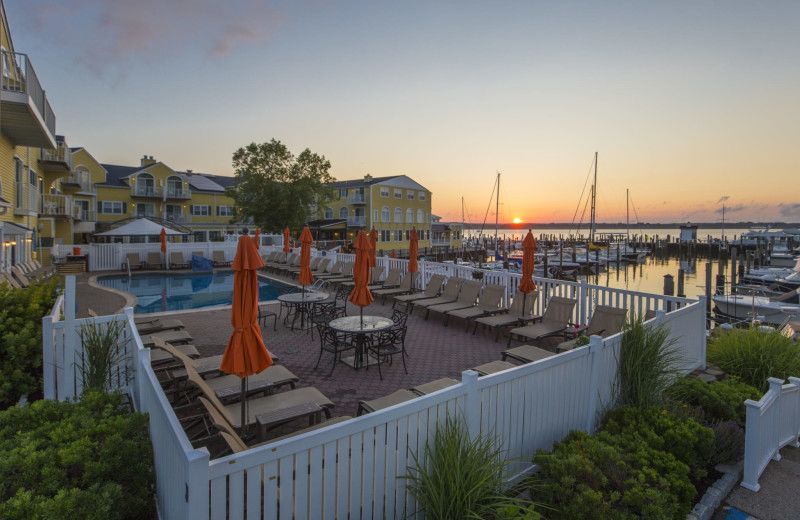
left=1, top=51, right=56, bottom=136
left=165, top=187, right=192, bottom=199
left=41, top=273, right=706, bottom=519
left=346, top=216, right=366, bottom=227
left=131, top=185, right=162, bottom=198
left=61, top=171, right=92, bottom=192
left=40, top=142, right=74, bottom=171
left=741, top=377, right=800, bottom=491
left=50, top=242, right=241, bottom=271
left=40, top=193, right=71, bottom=216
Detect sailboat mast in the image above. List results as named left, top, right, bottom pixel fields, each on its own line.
left=495, top=172, right=500, bottom=255
left=721, top=203, right=725, bottom=242
left=590, top=152, right=598, bottom=243
left=626, top=188, right=630, bottom=241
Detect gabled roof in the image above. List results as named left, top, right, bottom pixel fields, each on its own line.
left=98, top=164, right=143, bottom=187
left=179, top=172, right=233, bottom=192
left=329, top=175, right=399, bottom=188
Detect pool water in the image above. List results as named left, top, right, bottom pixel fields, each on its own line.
left=98, top=271, right=290, bottom=314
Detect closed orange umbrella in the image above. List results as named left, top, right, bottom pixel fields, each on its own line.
left=220, top=231, right=272, bottom=431
left=283, top=227, right=291, bottom=252
left=160, top=228, right=167, bottom=253
left=254, top=228, right=260, bottom=248
left=348, top=230, right=374, bottom=315
left=517, top=230, right=537, bottom=316
left=369, top=227, right=378, bottom=267
left=298, top=226, right=314, bottom=287
left=390, top=250, right=397, bottom=259
left=409, top=228, right=419, bottom=292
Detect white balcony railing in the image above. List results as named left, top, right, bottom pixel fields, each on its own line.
left=73, top=208, right=96, bottom=221
left=347, top=192, right=366, bottom=204
left=1, top=51, right=56, bottom=138
left=61, top=171, right=92, bottom=192
left=40, top=141, right=74, bottom=171
left=346, top=215, right=366, bottom=227
left=40, top=194, right=71, bottom=216
left=164, top=213, right=190, bottom=224
left=165, top=187, right=191, bottom=200
left=131, top=185, right=161, bottom=198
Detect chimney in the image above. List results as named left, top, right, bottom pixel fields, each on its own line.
left=141, top=155, right=156, bottom=166
left=186, top=169, right=192, bottom=174
left=364, top=173, right=372, bottom=183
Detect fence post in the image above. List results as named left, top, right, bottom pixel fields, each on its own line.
left=768, top=377, right=784, bottom=462
left=184, top=448, right=211, bottom=520
left=697, top=296, right=707, bottom=370
left=585, top=335, right=603, bottom=434
left=62, top=275, right=79, bottom=400
left=579, top=278, right=588, bottom=325
left=741, top=394, right=765, bottom=491
left=42, top=312, right=55, bottom=400
left=789, top=377, right=800, bottom=448
left=462, top=370, right=481, bottom=440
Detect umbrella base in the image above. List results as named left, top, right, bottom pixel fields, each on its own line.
left=340, top=353, right=380, bottom=370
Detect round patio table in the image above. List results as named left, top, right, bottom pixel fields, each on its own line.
left=277, top=291, right=329, bottom=331
left=328, top=315, right=394, bottom=370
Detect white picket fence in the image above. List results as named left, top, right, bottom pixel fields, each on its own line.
left=42, top=272, right=706, bottom=519
left=741, top=377, right=800, bottom=491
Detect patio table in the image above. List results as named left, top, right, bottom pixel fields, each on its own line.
left=277, top=291, right=329, bottom=331
left=328, top=315, right=394, bottom=370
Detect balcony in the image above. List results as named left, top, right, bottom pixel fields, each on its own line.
left=163, top=212, right=191, bottom=224
left=39, top=139, right=73, bottom=173
left=73, top=208, right=96, bottom=222
left=347, top=192, right=366, bottom=204
left=165, top=187, right=191, bottom=200
left=135, top=210, right=157, bottom=219
left=346, top=216, right=366, bottom=227
left=0, top=52, right=57, bottom=149
left=130, top=185, right=162, bottom=198
left=40, top=194, right=72, bottom=217
left=60, top=171, right=92, bottom=192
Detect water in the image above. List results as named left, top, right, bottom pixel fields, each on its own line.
left=98, top=271, right=290, bottom=314
left=465, top=226, right=754, bottom=243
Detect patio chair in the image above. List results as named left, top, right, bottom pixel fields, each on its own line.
left=410, top=277, right=467, bottom=314
left=314, top=323, right=356, bottom=376
left=373, top=272, right=415, bottom=303
left=357, top=389, right=418, bottom=416
left=446, top=283, right=506, bottom=328
left=423, top=279, right=483, bottom=320
left=506, top=296, right=577, bottom=347
left=366, top=323, right=408, bottom=380
left=410, top=377, right=459, bottom=396
left=185, top=365, right=334, bottom=433
left=146, top=252, right=164, bottom=270
left=339, top=265, right=386, bottom=289
left=135, top=318, right=186, bottom=335
left=123, top=252, right=144, bottom=271
left=472, top=290, right=540, bottom=341
left=258, top=305, right=278, bottom=331
left=393, top=273, right=446, bottom=309
left=211, top=250, right=232, bottom=267
left=553, top=305, right=628, bottom=353
left=169, top=251, right=189, bottom=269
left=369, top=268, right=402, bottom=289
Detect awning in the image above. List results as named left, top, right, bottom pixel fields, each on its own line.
left=0, top=221, right=33, bottom=235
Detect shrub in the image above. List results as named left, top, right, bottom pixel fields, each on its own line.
left=531, top=429, right=696, bottom=519
left=0, top=277, right=60, bottom=407
left=707, top=327, right=800, bottom=392
left=78, top=319, right=129, bottom=394
left=708, top=420, right=746, bottom=466
left=403, top=414, right=537, bottom=519
left=615, top=316, right=681, bottom=408
left=602, top=407, right=715, bottom=481
left=666, top=377, right=762, bottom=424
left=0, top=391, right=155, bottom=519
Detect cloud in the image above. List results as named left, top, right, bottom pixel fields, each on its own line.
left=778, top=203, right=800, bottom=217
left=717, top=195, right=729, bottom=203
left=9, top=1, right=285, bottom=76
left=715, top=204, right=747, bottom=214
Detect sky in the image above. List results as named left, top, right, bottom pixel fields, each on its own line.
left=6, top=1, right=800, bottom=224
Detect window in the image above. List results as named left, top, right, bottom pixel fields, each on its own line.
left=29, top=168, right=37, bottom=186
left=209, top=231, right=223, bottom=242
left=191, top=205, right=210, bottom=216
left=381, top=206, right=391, bottom=222
left=193, top=231, right=207, bottom=242
left=406, top=191, right=414, bottom=200
left=324, top=208, right=333, bottom=219
left=339, top=207, right=348, bottom=219
left=394, top=207, right=402, bottom=223
left=405, top=208, right=413, bottom=223
left=216, top=206, right=234, bottom=217
left=380, top=187, right=389, bottom=197
left=418, top=191, right=426, bottom=201
left=381, top=230, right=391, bottom=242
left=394, top=230, right=403, bottom=241
left=394, top=188, right=402, bottom=199
left=417, top=209, right=424, bottom=223
left=339, top=188, right=347, bottom=198
left=15, top=158, right=23, bottom=208
left=373, top=210, right=379, bottom=222
left=136, top=203, right=155, bottom=218
left=99, top=201, right=126, bottom=214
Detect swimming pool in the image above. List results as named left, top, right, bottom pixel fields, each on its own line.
left=97, top=271, right=291, bottom=314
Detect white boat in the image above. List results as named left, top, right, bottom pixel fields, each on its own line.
left=741, top=264, right=800, bottom=291
left=712, top=288, right=800, bottom=325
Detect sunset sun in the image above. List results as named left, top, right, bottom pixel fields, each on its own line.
left=513, top=217, right=522, bottom=224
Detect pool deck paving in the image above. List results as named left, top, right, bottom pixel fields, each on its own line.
left=74, top=271, right=800, bottom=517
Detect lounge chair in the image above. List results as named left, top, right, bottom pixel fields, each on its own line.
left=500, top=344, right=557, bottom=364
left=552, top=305, right=628, bottom=353
left=357, top=389, right=418, bottom=416
left=410, top=277, right=467, bottom=314
left=9, top=266, right=31, bottom=288
left=0, top=271, right=22, bottom=289
left=472, top=290, right=539, bottom=341
left=370, top=268, right=402, bottom=289
left=146, top=252, right=165, bottom=270
left=135, top=318, right=185, bottom=335
left=310, top=258, right=332, bottom=275
left=185, top=365, right=334, bottom=432
left=313, top=260, right=343, bottom=280
left=506, top=296, right=577, bottom=347
left=410, top=377, right=459, bottom=396
left=149, top=343, right=201, bottom=364
left=393, top=274, right=446, bottom=309
left=446, top=284, right=506, bottom=328
left=339, top=265, right=386, bottom=289
left=423, top=279, right=482, bottom=320
left=139, top=329, right=194, bottom=347
left=373, top=272, right=416, bottom=303
left=192, top=251, right=204, bottom=258
left=471, top=360, right=521, bottom=375
left=211, top=250, right=232, bottom=267
left=321, top=262, right=354, bottom=284
left=285, top=256, right=322, bottom=277
left=169, top=251, right=189, bottom=269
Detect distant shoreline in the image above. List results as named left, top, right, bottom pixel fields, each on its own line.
left=460, top=222, right=799, bottom=230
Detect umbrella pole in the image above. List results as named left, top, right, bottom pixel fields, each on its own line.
left=522, top=293, right=527, bottom=318
left=241, top=377, right=248, bottom=436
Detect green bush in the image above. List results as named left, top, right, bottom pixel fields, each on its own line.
left=615, top=316, right=680, bottom=409
left=0, top=391, right=155, bottom=519
left=707, top=327, right=800, bottom=392
left=666, top=377, right=762, bottom=424
left=78, top=319, right=129, bottom=394
left=0, top=277, right=60, bottom=407
left=708, top=420, right=745, bottom=466
left=531, top=428, right=696, bottom=519
left=601, top=407, right=715, bottom=481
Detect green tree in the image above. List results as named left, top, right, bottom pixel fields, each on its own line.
left=226, top=139, right=337, bottom=233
